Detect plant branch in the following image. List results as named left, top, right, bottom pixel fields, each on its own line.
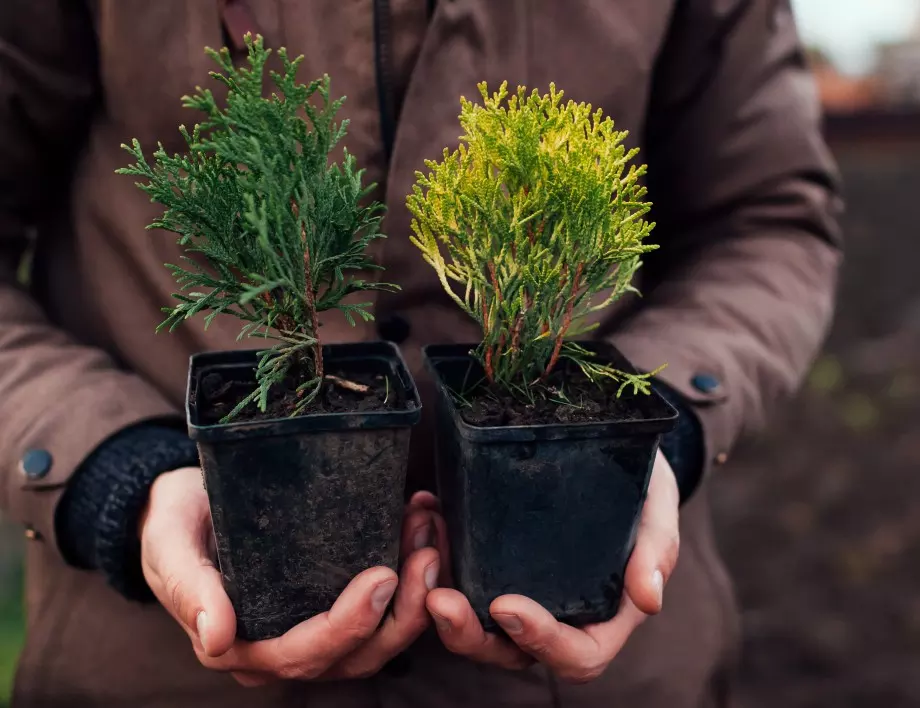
left=119, top=34, right=386, bottom=419
left=408, top=81, right=661, bottom=399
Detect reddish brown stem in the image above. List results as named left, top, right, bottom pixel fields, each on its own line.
left=487, top=262, right=502, bottom=303
left=302, top=227, right=322, bottom=383
left=480, top=295, right=495, bottom=383
left=543, top=264, right=570, bottom=326
left=572, top=262, right=584, bottom=293
left=541, top=322, right=569, bottom=383
left=526, top=219, right=545, bottom=246
left=510, top=315, right=524, bottom=355
left=291, top=199, right=322, bottom=391
left=484, top=346, right=495, bottom=383
left=486, top=333, right=506, bottom=385
left=540, top=263, right=584, bottom=382
left=510, top=293, right=529, bottom=357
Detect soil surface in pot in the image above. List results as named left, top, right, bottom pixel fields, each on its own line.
left=197, top=359, right=408, bottom=425
left=459, top=366, right=641, bottom=427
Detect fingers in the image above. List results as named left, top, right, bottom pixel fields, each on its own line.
left=625, top=453, right=681, bottom=615
left=426, top=589, right=534, bottom=671
left=146, top=472, right=449, bottom=683
left=402, top=492, right=453, bottom=587
left=231, top=671, right=273, bottom=688
left=149, top=529, right=237, bottom=657
left=400, top=491, right=440, bottom=560
left=489, top=594, right=647, bottom=684
left=328, top=547, right=440, bottom=679
left=223, top=551, right=440, bottom=682
left=141, top=468, right=237, bottom=658
left=401, top=508, right=435, bottom=561
left=407, top=490, right=440, bottom=512
left=202, top=566, right=398, bottom=678
left=427, top=511, right=452, bottom=587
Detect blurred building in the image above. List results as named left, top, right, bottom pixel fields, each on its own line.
left=875, top=14, right=920, bottom=107
left=807, top=47, right=881, bottom=113
left=804, top=8, right=920, bottom=114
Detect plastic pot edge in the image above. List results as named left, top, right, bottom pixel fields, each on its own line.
left=187, top=340, right=422, bottom=443
left=422, top=342, right=679, bottom=443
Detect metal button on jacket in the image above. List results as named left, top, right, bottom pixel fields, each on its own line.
left=20, top=449, right=53, bottom=480
left=691, top=373, right=721, bottom=395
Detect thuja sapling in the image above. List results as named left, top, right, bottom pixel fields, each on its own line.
left=409, top=81, right=663, bottom=406
left=119, top=34, right=394, bottom=420
left=413, top=83, right=678, bottom=629
left=117, top=34, right=421, bottom=642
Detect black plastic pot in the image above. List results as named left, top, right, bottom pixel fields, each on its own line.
left=424, top=342, right=678, bottom=630
left=186, top=341, right=421, bottom=641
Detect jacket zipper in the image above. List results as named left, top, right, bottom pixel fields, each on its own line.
left=373, top=0, right=396, bottom=162
left=373, top=0, right=437, bottom=163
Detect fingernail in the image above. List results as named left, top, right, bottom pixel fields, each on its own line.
left=413, top=522, right=432, bottom=551
left=196, top=611, right=209, bottom=652
left=372, top=580, right=398, bottom=613
left=424, top=561, right=440, bottom=591
left=652, top=570, right=664, bottom=607
left=493, top=613, right=524, bottom=634
left=233, top=672, right=269, bottom=688
left=432, top=612, right=451, bottom=633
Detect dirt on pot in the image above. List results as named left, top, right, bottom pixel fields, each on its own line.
left=458, top=366, right=643, bottom=427
left=195, top=360, right=409, bottom=425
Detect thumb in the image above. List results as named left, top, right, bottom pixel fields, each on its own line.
left=180, top=558, right=237, bottom=658
left=625, top=453, right=681, bottom=616
left=142, top=470, right=237, bottom=657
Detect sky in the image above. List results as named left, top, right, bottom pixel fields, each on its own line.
left=792, top=0, right=920, bottom=75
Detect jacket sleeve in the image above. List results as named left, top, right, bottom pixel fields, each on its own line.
left=0, top=1, right=178, bottom=554
left=58, top=425, right=199, bottom=599
left=605, top=0, right=843, bottom=473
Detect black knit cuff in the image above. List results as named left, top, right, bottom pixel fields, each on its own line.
left=653, top=381, right=705, bottom=505
left=56, top=425, right=199, bottom=601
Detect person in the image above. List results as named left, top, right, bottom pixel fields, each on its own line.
left=0, top=0, right=842, bottom=706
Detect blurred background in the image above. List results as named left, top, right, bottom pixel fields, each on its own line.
left=712, top=0, right=920, bottom=705
left=2, top=1, right=920, bottom=705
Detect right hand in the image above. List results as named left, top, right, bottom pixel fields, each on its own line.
left=139, top=467, right=441, bottom=686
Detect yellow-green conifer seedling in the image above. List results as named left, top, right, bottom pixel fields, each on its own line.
left=408, top=82, right=662, bottom=402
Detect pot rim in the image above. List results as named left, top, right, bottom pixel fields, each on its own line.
left=187, top=341, right=422, bottom=442
left=423, top=342, right=678, bottom=443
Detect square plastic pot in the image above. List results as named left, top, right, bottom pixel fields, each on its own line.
left=423, top=342, right=678, bottom=630
left=186, top=341, right=421, bottom=641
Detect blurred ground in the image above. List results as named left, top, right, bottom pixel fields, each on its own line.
left=712, top=136, right=920, bottom=707
left=0, top=522, right=23, bottom=705
left=1, top=134, right=919, bottom=707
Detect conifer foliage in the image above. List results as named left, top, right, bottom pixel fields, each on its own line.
left=118, top=35, right=391, bottom=419
left=408, top=82, right=661, bottom=401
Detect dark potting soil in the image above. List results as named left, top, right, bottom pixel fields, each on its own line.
left=459, top=367, right=642, bottom=427
left=197, top=360, right=408, bottom=425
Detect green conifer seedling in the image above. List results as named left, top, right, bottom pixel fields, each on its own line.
left=408, top=82, right=662, bottom=402
left=118, top=34, right=392, bottom=420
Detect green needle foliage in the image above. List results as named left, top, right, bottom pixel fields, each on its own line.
left=118, top=34, right=392, bottom=419
left=408, top=82, right=661, bottom=402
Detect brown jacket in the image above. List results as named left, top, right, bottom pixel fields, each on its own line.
left=1, top=1, right=841, bottom=706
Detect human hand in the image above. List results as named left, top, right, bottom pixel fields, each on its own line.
left=139, top=467, right=441, bottom=686
left=425, top=450, right=680, bottom=683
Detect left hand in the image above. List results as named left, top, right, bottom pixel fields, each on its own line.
left=140, top=470, right=444, bottom=687
left=425, top=450, right=681, bottom=684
